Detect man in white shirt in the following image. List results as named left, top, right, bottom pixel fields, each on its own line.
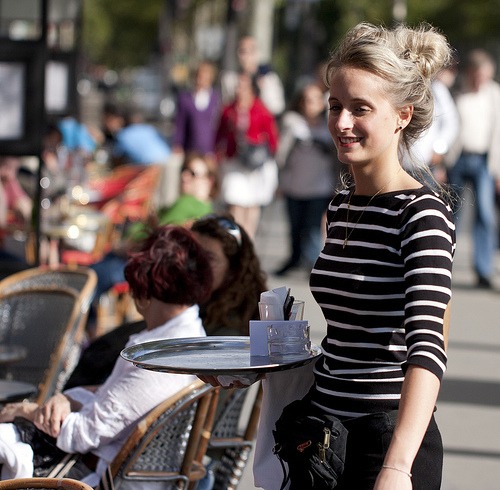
left=402, top=67, right=460, bottom=184
left=448, top=49, right=500, bottom=289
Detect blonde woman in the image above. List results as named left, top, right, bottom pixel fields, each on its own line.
left=305, top=22, right=456, bottom=489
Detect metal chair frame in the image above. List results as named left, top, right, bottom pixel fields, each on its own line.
left=208, top=382, right=263, bottom=490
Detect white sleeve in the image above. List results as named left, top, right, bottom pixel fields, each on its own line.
left=259, top=72, right=286, bottom=116
left=487, top=81, right=500, bottom=178
left=432, top=81, right=460, bottom=155
left=56, top=358, right=194, bottom=454
left=63, top=387, right=97, bottom=406
left=275, top=112, right=311, bottom=167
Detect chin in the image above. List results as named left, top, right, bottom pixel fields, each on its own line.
left=337, top=153, right=358, bottom=165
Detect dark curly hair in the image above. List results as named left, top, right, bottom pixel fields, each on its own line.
left=124, top=225, right=213, bottom=306
left=191, top=215, right=267, bottom=335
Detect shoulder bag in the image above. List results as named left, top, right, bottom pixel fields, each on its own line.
left=272, top=396, right=348, bottom=489
left=238, top=139, right=271, bottom=169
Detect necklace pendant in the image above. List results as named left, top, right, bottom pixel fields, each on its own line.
left=343, top=238, right=348, bottom=249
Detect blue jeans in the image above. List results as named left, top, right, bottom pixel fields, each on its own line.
left=336, top=411, right=443, bottom=490
left=285, top=196, right=331, bottom=268
left=90, top=252, right=127, bottom=299
left=448, top=152, right=497, bottom=279
left=87, top=252, right=127, bottom=326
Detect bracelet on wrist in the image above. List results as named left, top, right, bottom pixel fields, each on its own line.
left=381, top=464, right=412, bottom=478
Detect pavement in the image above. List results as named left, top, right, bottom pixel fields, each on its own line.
left=236, top=196, right=500, bottom=490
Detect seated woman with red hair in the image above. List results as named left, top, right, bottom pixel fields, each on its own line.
left=0, top=225, right=213, bottom=486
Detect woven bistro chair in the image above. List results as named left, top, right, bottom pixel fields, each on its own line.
left=208, top=382, right=263, bottom=490
left=0, top=265, right=97, bottom=333
left=0, top=265, right=96, bottom=304
left=94, top=380, right=220, bottom=490
left=0, top=286, right=81, bottom=404
left=0, top=266, right=98, bottom=391
left=0, top=477, right=93, bottom=489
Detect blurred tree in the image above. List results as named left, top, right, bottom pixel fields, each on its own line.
left=81, top=0, right=500, bottom=77
left=81, top=0, right=112, bottom=64
left=408, top=0, right=500, bottom=53
left=82, top=0, right=164, bottom=68
left=271, top=0, right=500, bottom=104
left=326, top=0, right=500, bottom=54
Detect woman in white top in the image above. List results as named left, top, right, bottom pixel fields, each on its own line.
left=0, top=225, right=213, bottom=486
left=275, top=82, right=341, bottom=275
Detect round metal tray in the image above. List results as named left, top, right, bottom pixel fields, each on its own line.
left=121, top=336, right=322, bottom=376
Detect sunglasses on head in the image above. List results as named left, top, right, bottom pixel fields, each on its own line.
left=196, top=215, right=242, bottom=247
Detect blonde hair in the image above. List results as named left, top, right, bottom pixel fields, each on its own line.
left=326, top=22, right=452, bottom=154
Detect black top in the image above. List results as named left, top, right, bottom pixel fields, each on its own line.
left=309, top=186, right=456, bottom=418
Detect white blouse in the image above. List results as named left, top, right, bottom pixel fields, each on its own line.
left=57, top=305, right=205, bottom=486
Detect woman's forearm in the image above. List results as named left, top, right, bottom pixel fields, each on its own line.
left=383, top=365, right=441, bottom=472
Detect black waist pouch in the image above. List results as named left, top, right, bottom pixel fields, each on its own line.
left=14, top=417, right=67, bottom=476
left=272, top=397, right=348, bottom=490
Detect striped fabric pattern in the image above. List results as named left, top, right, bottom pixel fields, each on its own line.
left=309, top=186, right=456, bottom=418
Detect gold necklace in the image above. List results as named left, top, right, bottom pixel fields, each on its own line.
left=343, top=167, right=403, bottom=249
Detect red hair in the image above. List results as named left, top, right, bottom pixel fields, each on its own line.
left=124, top=225, right=213, bottom=305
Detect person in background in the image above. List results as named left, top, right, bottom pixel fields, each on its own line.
left=127, top=152, right=219, bottom=237
left=0, top=157, right=32, bottom=226
left=87, top=152, right=218, bottom=329
left=99, top=102, right=126, bottom=162
left=275, top=81, right=340, bottom=276
left=0, top=160, right=31, bottom=279
left=112, top=108, right=171, bottom=166
left=172, top=61, right=222, bottom=157
left=216, top=72, right=279, bottom=238
left=64, top=213, right=267, bottom=389
left=402, top=64, right=460, bottom=185
left=57, top=117, right=103, bottom=187
left=191, top=214, right=267, bottom=336
left=220, top=35, right=285, bottom=117
left=447, top=48, right=500, bottom=289
left=57, top=116, right=101, bottom=156
left=0, top=225, right=213, bottom=486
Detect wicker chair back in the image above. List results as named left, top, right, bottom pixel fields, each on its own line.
left=0, top=286, right=80, bottom=403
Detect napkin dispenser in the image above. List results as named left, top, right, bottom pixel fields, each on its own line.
left=250, top=286, right=307, bottom=357
left=250, top=320, right=309, bottom=356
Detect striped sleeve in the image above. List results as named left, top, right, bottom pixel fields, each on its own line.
left=399, top=192, right=455, bottom=380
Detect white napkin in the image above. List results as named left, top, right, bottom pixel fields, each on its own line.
left=259, top=286, right=288, bottom=321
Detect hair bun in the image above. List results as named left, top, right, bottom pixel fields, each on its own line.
left=395, top=23, right=452, bottom=81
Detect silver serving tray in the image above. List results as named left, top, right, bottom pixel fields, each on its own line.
left=121, top=336, right=322, bottom=375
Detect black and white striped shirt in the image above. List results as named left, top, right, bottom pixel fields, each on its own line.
left=309, top=186, right=456, bottom=418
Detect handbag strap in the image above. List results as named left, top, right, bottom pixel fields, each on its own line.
left=273, top=444, right=291, bottom=490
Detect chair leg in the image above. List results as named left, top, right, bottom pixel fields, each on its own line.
left=114, top=291, right=132, bottom=323
left=96, top=466, right=115, bottom=490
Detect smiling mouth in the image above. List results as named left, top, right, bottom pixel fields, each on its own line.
left=339, top=137, right=362, bottom=145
